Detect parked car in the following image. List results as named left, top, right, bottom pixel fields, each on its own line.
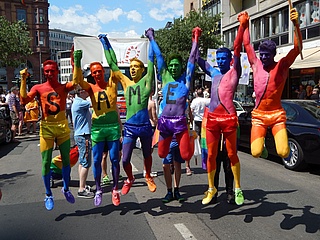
left=238, top=100, right=320, bottom=171
left=233, top=100, right=246, bottom=116
left=0, top=106, right=12, bottom=144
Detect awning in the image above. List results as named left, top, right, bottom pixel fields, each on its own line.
left=274, top=47, right=320, bottom=69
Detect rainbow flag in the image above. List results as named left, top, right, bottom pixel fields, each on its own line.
left=201, top=107, right=209, bottom=170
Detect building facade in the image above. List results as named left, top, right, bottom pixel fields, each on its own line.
left=184, top=0, right=320, bottom=100
left=0, top=0, right=50, bottom=90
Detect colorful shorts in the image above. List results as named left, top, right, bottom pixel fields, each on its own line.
left=251, top=108, right=286, bottom=128
left=157, top=115, right=188, bottom=136
left=91, top=122, right=120, bottom=142
left=40, top=119, right=70, bottom=140
left=124, top=122, right=153, bottom=139
left=206, top=112, right=238, bottom=133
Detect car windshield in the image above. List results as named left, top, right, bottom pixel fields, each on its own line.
left=295, top=101, right=320, bottom=120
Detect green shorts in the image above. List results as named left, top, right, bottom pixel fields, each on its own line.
left=91, top=122, right=120, bottom=143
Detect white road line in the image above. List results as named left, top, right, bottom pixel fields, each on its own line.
left=131, top=163, right=139, bottom=172
left=174, top=223, right=197, bottom=240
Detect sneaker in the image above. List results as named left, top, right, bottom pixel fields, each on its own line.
left=44, top=195, right=54, bottom=211
left=112, top=190, right=120, bottom=206
left=145, top=177, right=157, bottom=192
left=162, top=192, right=174, bottom=203
left=94, top=191, right=102, bottom=206
left=235, top=189, right=244, bottom=205
left=143, top=170, right=158, bottom=178
left=121, top=178, right=135, bottom=195
left=186, top=167, right=192, bottom=176
left=101, top=175, right=111, bottom=186
left=174, top=191, right=185, bottom=202
left=77, top=189, right=94, bottom=199
left=261, top=146, right=269, bottom=159
left=202, top=188, right=216, bottom=205
left=119, top=174, right=123, bottom=180
left=226, top=193, right=235, bottom=204
left=61, top=189, right=75, bottom=204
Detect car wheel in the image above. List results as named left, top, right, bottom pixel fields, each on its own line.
left=282, top=138, right=306, bottom=171
left=5, top=128, right=12, bottom=144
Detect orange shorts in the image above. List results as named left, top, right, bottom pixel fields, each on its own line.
left=251, top=108, right=286, bottom=128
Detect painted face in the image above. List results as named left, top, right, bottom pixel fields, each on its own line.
left=216, top=52, right=231, bottom=74
left=168, top=58, right=182, bottom=80
left=259, top=50, right=275, bottom=68
left=130, top=60, right=144, bottom=81
left=43, top=64, right=59, bottom=82
left=90, top=64, right=105, bottom=83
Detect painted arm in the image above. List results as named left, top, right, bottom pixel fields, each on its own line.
left=195, top=27, right=220, bottom=78
left=98, top=34, right=119, bottom=72
left=233, top=15, right=246, bottom=79
left=282, top=8, right=303, bottom=68
left=19, top=68, right=36, bottom=104
left=145, top=28, right=166, bottom=82
left=239, top=11, right=257, bottom=67
left=145, top=29, right=156, bottom=91
left=72, top=50, right=82, bottom=86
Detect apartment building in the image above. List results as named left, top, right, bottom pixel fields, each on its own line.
left=184, top=0, right=320, bottom=99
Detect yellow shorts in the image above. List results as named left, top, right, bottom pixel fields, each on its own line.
left=40, top=119, right=70, bottom=140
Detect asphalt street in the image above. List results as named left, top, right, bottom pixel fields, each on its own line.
left=1, top=132, right=320, bottom=240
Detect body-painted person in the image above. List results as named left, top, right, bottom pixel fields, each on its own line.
left=98, top=33, right=157, bottom=195
left=148, top=27, right=197, bottom=161
left=240, top=9, right=302, bottom=159
left=20, top=61, right=77, bottom=211
left=195, top=22, right=245, bottom=205
left=73, top=49, right=122, bottom=207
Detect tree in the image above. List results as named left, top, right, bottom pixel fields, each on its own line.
left=0, top=16, right=32, bottom=68
left=154, top=10, right=223, bottom=67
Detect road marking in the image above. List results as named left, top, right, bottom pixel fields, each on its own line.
left=174, top=223, right=197, bottom=240
left=131, top=163, right=139, bottom=172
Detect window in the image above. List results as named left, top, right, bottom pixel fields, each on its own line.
left=17, top=9, right=26, bottom=22
left=34, top=8, right=45, bottom=24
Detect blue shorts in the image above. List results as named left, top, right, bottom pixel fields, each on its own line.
left=163, top=141, right=185, bottom=164
left=74, top=134, right=92, bottom=168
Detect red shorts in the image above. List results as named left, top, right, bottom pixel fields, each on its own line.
left=206, top=112, right=238, bottom=133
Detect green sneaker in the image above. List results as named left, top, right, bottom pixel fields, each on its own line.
left=235, top=189, right=244, bottom=205
left=102, top=175, right=111, bottom=186
left=162, top=192, right=174, bottom=203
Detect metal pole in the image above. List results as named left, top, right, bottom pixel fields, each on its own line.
left=39, top=51, right=42, bottom=83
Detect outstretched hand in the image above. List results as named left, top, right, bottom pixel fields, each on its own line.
left=20, top=68, right=28, bottom=80
left=145, top=28, right=155, bottom=40
left=290, top=8, right=299, bottom=26
left=192, top=27, right=202, bottom=42
left=73, top=50, right=82, bottom=67
left=238, top=11, right=249, bottom=28
left=98, top=34, right=109, bottom=48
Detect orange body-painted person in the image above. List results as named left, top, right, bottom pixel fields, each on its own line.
left=20, top=60, right=78, bottom=211
left=240, top=9, right=302, bottom=159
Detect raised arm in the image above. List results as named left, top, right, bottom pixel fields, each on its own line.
left=146, top=28, right=166, bottom=80
left=233, top=14, right=247, bottom=79
left=19, top=68, right=36, bottom=104
left=144, top=29, right=156, bottom=91
left=239, top=11, right=258, bottom=66
left=98, top=34, right=119, bottom=72
left=195, top=28, right=220, bottom=78
left=73, top=50, right=90, bottom=91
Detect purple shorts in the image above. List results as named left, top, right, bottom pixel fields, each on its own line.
left=157, top=115, right=188, bottom=136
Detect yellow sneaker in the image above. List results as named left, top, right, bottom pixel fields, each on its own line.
left=202, top=188, right=217, bottom=205
left=146, top=177, right=157, bottom=192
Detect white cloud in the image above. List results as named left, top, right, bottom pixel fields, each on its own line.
left=126, top=10, right=143, bottom=23
left=96, top=8, right=124, bottom=24
left=107, top=30, right=140, bottom=38
left=148, top=0, right=183, bottom=21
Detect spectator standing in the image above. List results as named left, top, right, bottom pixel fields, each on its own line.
left=8, top=86, right=21, bottom=142
left=296, top=84, right=306, bottom=99
left=24, top=98, right=39, bottom=134
left=71, top=88, right=94, bottom=198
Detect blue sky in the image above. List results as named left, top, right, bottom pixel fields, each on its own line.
left=48, top=0, right=184, bottom=37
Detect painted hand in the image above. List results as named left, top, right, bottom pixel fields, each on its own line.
left=20, top=68, right=28, bottom=80
left=238, top=11, right=249, bottom=28
left=290, top=8, right=299, bottom=26
left=73, top=50, right=82, bottom=68
left=145, top=28, right=155, bottom=40
left=98, top=34, right=108, bottom=48
left=192, top=27, right=202, bottom=43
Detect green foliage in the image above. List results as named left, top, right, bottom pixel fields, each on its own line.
left=0, top=16, right=32, bottom=67
left=154, top=11, right=223, bottom=66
